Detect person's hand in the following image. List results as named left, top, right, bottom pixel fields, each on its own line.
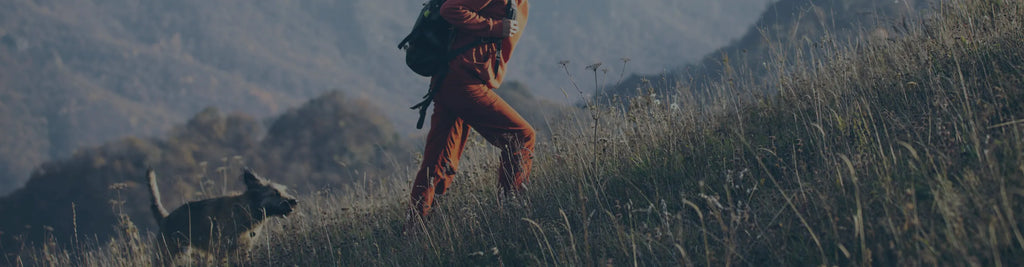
left=502, top=19, right=519, bottom=37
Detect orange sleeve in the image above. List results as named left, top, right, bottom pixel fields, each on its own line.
left=440, top=0, right=506, bottom=38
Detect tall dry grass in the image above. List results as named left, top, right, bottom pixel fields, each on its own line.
left=7, top=0, right=1024, bottom=265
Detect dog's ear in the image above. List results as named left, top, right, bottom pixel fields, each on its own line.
left=242, top=168, right=266, bottom=188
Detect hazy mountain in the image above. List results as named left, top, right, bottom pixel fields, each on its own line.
left=608, top=0, right=933, bottom=100
left=0, top=0, right=770, bottom=195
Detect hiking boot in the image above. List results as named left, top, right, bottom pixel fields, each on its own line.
left=496, top=189, right=530, bottom=213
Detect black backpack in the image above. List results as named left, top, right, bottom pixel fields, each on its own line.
left=398, top=0, right=453, bottom=77
left=398, top=0, right=516, bottom=129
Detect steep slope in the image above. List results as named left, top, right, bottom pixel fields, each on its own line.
left=11, top=0, right=1019, bottom=265
left=247, top=0, right=1024, bottom=265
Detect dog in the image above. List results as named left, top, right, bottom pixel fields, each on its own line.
left=147, top=168, right=298, bottom=263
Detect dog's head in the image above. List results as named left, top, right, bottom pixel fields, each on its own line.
left=242, top=168, right=298, bottom=217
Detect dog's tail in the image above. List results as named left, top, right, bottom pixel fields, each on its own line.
left=147, top=168, right=169, bottom=223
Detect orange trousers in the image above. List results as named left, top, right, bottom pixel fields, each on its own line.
left=410, top=78, right=535, bottom=217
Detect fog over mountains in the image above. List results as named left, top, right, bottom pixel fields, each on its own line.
left=511, top=0, right=770, bottom=93
left=0, top=0, right=771, bottom=194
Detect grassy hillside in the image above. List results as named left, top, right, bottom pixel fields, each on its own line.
left=6, top=0, right=1024, bottom=265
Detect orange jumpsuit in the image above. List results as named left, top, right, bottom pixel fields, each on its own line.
left=411, top=0, right=533, bottom=217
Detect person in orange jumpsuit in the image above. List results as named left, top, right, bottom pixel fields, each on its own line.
left=410, top=0, right=533, bottom=219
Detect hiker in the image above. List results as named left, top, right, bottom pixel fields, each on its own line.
left=409, top=0, right=533, bottom=219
